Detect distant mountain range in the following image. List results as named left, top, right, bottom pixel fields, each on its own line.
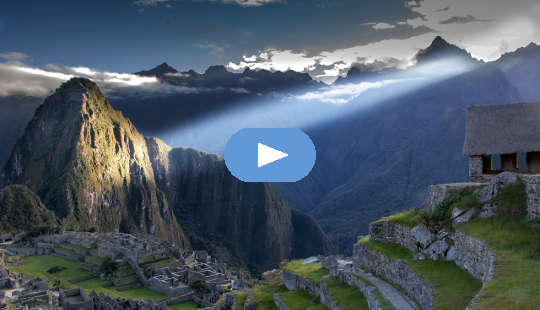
left=1, top=36, right=540, bottom=254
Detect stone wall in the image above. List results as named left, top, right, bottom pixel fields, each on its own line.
left=448, top=231, right=495, bottom=282
left=353, top=243, right=433, bottom=310
left=272, top=293, right=289, bottom=310
left=319, top=281, right=339, bottom=310
left=281, top=270, right=319, bottom=296
left=322, top=256, right=382, bottom=310
left=370, top=221, right=417, bottom=251
left=422, top=182, right=486, bottom=211
left=519, top=174, right=540, bottom=218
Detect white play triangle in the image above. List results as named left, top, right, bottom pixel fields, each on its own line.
left=258, top=142, right=288, bottom=167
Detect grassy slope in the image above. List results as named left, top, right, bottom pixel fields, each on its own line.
left=252, top=271, right=288, bottom=310
left=459, top=218, right=540, bottom=310
left=167, top=301, right=199, bottom=310
left=9, top=255, right=166, bottom=300
left=283, top=260, right=329, bottom=283
left=376, top=209, right=420, bottom=228
left=277, top=290, right=327, bottom=310
left=323, top=277, right=369, bottom=310
left=360, top=239, right=482, bottom=310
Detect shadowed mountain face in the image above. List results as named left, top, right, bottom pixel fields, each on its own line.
left=275, top=38, right=525, bottom=252
left=0, top=78, right=333, bottom=273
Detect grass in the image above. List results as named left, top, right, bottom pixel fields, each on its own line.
left=283, top=259, right=329, bottom=283
left=62, top=242, right=91, bottom=252
left=376, top=209, right=421, bottom=228
left=322, top=277, right=369, bottom=310
left=8, top=255, right=166, bottom=301
left=359, top=239, right=482, bottom=310
left=236, top=291, right=248, bottom=308
left=167, top=301, right=199, bottom=310
left=277, top=290, right=327, bottom=310
left=252, top=270, right=288, bottom=310
left=458, top=217, right=540, bottom=310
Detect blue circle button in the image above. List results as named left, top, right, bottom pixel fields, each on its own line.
left=224, top=128, right=316, bottom=182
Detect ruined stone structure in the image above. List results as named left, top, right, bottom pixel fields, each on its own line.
left=2, top=232, right=232, bottom=308
left=464, top=102, right=540, bottom=182
left=0, top=268, right=58, bottom=310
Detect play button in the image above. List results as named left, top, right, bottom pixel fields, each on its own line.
left=224, top=128, right=316, bottom=182
left=258, top=143, right=288, bottom=167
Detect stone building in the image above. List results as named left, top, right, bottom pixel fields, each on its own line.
left=464, top=102, right=540, bottom=182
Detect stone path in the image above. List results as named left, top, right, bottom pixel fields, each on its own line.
left=355, top=268, right=418, bottom=310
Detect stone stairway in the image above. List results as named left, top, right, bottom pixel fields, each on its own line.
left=354, top=268, right=417, bottom=310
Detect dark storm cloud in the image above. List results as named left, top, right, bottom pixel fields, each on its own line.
left=439, top=15, right=492, bottom=25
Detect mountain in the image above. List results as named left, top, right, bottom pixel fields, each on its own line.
left=415, top=36, right=481, bottom=64
left=1, top=78, right=188, bottom=246
left=0, top=78, right=332, bottom=273
left=111, top=63, right=318, bottom=136
left=0, top=184, right=58, bottom=233
left=494, top=42, right=540, bottom=102
left=136, top=62, right=179, bottom=76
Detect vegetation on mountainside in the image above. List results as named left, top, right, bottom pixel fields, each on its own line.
left=322, top=277, right=369, bottom=310
left=276, top=290, right=327, bottom=310
left=282, top=259, right=329, bottom=283
left=0, top=185, right=59, bottom=233
left=359, top=238, right=482, bottom=310
left=459, top=217, right=540, bottom=310
left=8, top=255, right=165, bottom=300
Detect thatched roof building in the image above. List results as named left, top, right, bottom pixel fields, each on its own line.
left=464, top=102, right=540, bottom=156
left=464, top=102, right=540, bottom=182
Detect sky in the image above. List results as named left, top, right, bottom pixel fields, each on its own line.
left=1, top=0, right=540, bottom=86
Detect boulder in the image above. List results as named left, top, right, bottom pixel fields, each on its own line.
left=411, top=225, right=435, bottom=249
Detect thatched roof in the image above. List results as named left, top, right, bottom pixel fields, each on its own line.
left=464, top=102, right=540, bottom=156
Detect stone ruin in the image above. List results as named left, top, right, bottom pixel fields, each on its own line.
left=1, top=232, right=234, bottom=308
left=0, top=267, right=59, bottom=310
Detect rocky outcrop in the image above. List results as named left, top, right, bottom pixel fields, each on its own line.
left=370, top=220, right=495, bottom=283
left=0, top=78, right=332, bottom=274
left=353, top=242, right=433, bottom=310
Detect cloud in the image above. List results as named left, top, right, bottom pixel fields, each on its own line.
left=0, top=61, right=211, bottom=98
left=197, top=43, right=229, bottom=57
left=372, top=23, right=396, bottom=30
left=198, top=0, right=283, bottom=7
left=0, top=52, right=29, bottom=61
left=439, top=15, right=492, bottom=25
left=228, top=33, right=435, bottom=83
left=295, top=80, right=402, bottom=104
left=404, top=0, right=540, bottom=61
left=134, top=0, right=171, bottom=6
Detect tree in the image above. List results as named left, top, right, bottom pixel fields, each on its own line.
left=99, top=256, right=118, bottom=277
left=189, top=279, right=208, bottom=294
left=51, top=278, right=62, bottom=291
